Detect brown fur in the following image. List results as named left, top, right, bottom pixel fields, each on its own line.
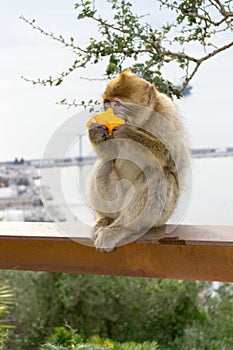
left=88, top=70, right=189, bottom=252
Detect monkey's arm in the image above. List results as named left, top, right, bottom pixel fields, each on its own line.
left=112, top=124, right=175, bottom=170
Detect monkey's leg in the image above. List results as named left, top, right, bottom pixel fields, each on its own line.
left=89, top=159, right=122, bottom=241
left=94, top=170, right=167, bottom=252
left=92, top=126, right=179, bottom=251
left=90, top=217, right=114, bottom=241
left=94, top=217, right=114, bottom=228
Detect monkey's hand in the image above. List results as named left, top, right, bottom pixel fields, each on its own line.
left=112, top=124, right=137, bottom=139
left=88, top=123, right=109, bottom=145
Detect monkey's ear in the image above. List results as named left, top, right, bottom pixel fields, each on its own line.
left=147, top=84, right=156, bottom=107
left=120, top=69, right=133, bottom=78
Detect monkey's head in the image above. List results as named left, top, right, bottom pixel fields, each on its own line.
left=102, top=70, right=157, bottom=127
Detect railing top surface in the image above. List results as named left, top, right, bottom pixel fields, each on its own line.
left=0, top=222, right=233, bottom=282
left=0, top=222, right=232, bottom=245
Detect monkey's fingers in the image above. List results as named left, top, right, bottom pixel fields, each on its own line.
left=88, top=123, right=109, bottom=145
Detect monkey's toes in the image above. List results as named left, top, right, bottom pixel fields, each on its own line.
left=95, top=244, right=116, bottom=253
left=90, top=217, right=114, bottom=242
left=95, top=238, right=116, bottom=253
left=94, top=228, right=117, bottom=253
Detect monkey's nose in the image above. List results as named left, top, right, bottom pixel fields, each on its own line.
left=111, top=100, right=122, bottom=108
left=111, top=101, right=123, bottom=114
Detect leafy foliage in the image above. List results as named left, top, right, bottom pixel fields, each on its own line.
left=4, top=271, right=211, bottom=349
left=2, top=270, right=233, bottom=349
left=0, top=281, right=14, bottom=349
left=20, top=0, right=233, bottom=106
left=41, top=326, right=159, bottom=349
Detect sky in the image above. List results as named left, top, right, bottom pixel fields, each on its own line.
left=0, top=0, right=233, bottom=161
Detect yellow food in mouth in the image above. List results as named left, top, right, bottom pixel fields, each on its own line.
left=87, top=108, right=125, bottom=134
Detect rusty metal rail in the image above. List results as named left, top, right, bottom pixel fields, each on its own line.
left=0, top=222, right=232, bottom=282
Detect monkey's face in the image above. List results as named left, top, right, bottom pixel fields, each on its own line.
left=103, top=98, right=153, bottom=129
left=89, top=70, right=157, bottom=146
left=102, top=70, right=156, bottom=129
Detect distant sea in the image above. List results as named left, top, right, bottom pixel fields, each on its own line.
left=41, top=157, right=233, bottom=227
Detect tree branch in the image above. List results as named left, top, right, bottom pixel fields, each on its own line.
left=20, top=15, right=90, bottom=56
left=20, top=0, right=233, bottom=102
left=199, top=40, right=233, bottom=63
left=210, top=0, right=233, bottom=16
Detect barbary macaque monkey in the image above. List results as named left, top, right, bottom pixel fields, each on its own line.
left=88, top=69, right=189, bottom=252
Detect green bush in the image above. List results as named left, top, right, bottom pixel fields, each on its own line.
left=42, top=344, right=110, bottom=350
left=0, top=280, right=15, bottom=349
left=44, top=325, right=83, bottom=348
left=4, top=271, right=208, bottom=349
left=4, top=270, right=233, bottom=350
left=41, top=325, right=159, bottom=350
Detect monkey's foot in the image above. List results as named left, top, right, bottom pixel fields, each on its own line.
left=88, top=123, right=109, bottom=145
left=91, top=217, right=114, bottom=241
left=94, top=226, right=133, bottom=253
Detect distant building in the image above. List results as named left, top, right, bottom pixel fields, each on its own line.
left=0, top=187, right=17, bottom=199
left=0, top=209, right=24, bottom=221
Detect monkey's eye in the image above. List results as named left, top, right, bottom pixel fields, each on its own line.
left=103, top=99, right=111, bottom=110
left=114, top=100, right=122, bottom=107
